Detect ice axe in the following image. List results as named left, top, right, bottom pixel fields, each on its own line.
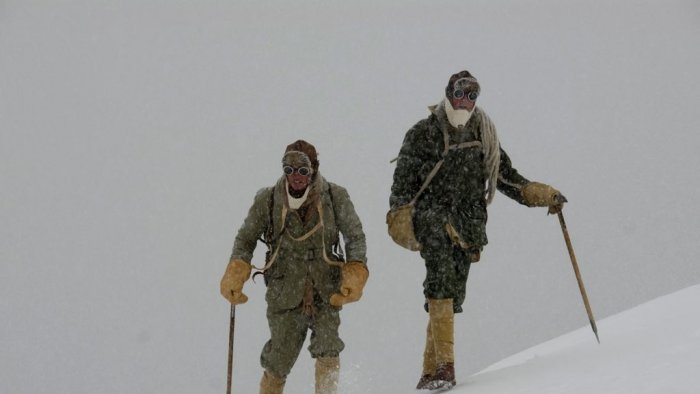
left=226, top=304, right=236, bottom=394
left=553, top=201, right=600, bottom=343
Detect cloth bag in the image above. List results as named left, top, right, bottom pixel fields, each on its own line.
left=387, top=154, right=446, bottom=252
left=386, top=203, right=421, bottom=251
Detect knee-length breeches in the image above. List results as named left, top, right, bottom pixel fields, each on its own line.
left=420, top=230, right=477, bottom=313
left=261, top=303, right=345, bottom=378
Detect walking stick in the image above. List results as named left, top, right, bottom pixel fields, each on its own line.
left=226, top=304, right=236, bottom=394
left=557, top=210, right=600, bottom=343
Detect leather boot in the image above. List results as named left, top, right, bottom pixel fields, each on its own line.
left=432, top=362, right=456, bottom=390
left=429, top=298, right=456, bottom=390
left=259, top=370, right=286, bottom=394
left=416, top=318, right=437, bottom=390
left=315, top=356, right=340, bottom=394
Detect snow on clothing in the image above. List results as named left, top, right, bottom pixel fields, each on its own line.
left=390, top=103, right=531, bottom=313
left=231, top=175, right=366, bottom=377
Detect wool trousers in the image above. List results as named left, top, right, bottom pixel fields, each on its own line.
left=420, top=230, right=476, bottom=313
left=261, top=301, right=344, bottom=378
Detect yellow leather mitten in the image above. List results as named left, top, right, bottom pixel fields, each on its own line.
left=219, top=258, right=252, bottom=304
left=329, top=261, right=369, bottom=307
left=522, top=182, right=567, bottom=211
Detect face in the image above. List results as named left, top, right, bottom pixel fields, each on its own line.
left=286, top=172, right=310, bottom=191
left=283, top=166, right=312, bottom=191
left=448, top=94, right=477, bottom=111
left=447, top=77, right=480, bottom=111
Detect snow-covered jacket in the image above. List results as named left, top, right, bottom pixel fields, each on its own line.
left=231, top=176, right=366, bottom=311
left=390, top=105, right=531, bottom=249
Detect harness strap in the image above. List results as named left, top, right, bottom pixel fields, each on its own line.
left=251, top=204, right=288, bottom=271
left=286, top=218, right=323, bottom=241
left=410, top=160, right=444, bottom=206
left=253, top=201, right=343, bottom=272
left=448, top=141, right=482, bottom=150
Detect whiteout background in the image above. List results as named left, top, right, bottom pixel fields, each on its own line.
left=2, top=1, right=699, bottom=393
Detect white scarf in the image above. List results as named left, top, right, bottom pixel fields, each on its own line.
left=444, top=98, right=474, bottom=128
left=286, top=180, right=310, bottom=209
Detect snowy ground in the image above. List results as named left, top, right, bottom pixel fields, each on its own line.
left=452, top=284, right=700, bottom=394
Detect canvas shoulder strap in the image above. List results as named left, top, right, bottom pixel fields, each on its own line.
left=410, top=122, right=483, bottom=206
left=409, top=125, right=451, bottom=206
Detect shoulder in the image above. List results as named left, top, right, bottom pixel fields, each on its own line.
left=404, top=115, right=441, bottom=145
left=326, top=181, right=348, bottom=196
left=406, top=116, right=433, bottom=135
left=321, top=177, right=345, bottom=195
left=253, top=185, right=275, bottom=205
left=322, top=179, right=352, bottom=202
left=254, top=185, right=274, bottom=198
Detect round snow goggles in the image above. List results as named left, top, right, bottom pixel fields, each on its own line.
left=451, top=77, right=480, bottom=101
left=283, top=166, right=311, bottom=176
left=453, top=89, right=479, bottom=101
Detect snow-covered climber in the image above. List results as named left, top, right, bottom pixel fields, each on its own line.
left=220, top=140, right=368, bottom=394
left=388, top=70, right=566, bottom=390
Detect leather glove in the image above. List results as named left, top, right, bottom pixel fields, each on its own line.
left=330, top=261, right=369, bottom=307
left=220, top=258, right=252, bottom=304
left=522, top=182, right=567, bottom=213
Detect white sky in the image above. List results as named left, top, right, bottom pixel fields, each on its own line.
left=2, top=1, right=700, bottom=393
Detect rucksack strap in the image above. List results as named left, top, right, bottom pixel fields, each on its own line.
left=253, top=188, right=344, bottom=272
left=409, top=127, right=482, bottom=206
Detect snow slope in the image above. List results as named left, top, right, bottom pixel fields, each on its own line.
left=456, top=284, right=700, bottom=394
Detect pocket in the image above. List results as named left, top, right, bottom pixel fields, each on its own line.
left=264, top=274, right=284, bottom=301
left=447, top=216, right=488, bottom=248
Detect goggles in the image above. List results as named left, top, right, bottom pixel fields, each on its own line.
left=283, top=166, right=311, bottom=176
left=451, top=77, right=480, bottom=101
left=453, top=89, right=479, bottom=101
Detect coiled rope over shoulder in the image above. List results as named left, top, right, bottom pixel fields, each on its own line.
left=476, top=109, right=500, bottom=205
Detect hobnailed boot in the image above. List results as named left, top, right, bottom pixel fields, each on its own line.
left=429, top=298, right=456, bottom=390
left=259, top=370, right=286, bottom=394
left=416, top=319, right=437, bottom=390
left=315, top=356, right=340, bottom=394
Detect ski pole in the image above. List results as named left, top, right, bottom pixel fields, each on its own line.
left=226, top=304, right=236, bottom=394
left=557, top=210, right=600, bottom=343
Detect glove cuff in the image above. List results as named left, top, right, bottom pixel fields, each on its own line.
left=227, top=258, right=252, bottom=280
left=221, top=258, right=251, bottom=292
left=344, top=261, right=369, bottom=283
